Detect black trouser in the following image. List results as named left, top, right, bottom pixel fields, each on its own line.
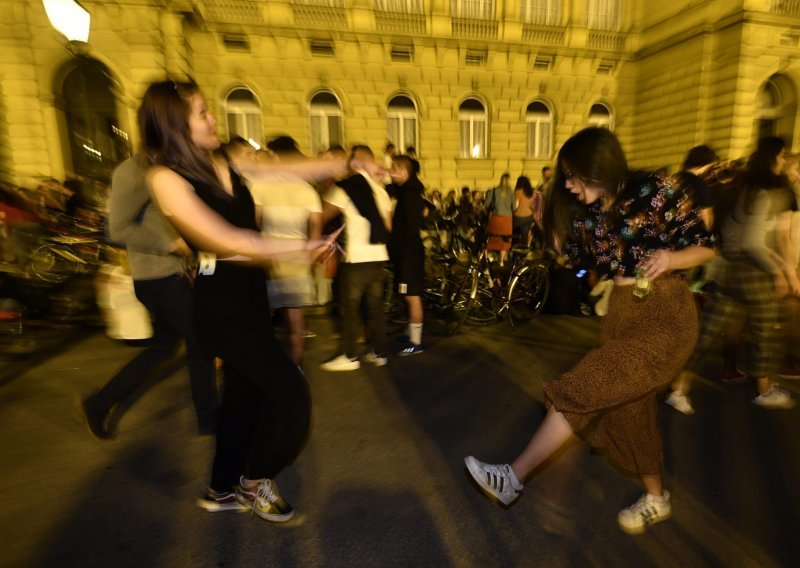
left=93, top=275, right=218, bottom=432
left=339, top=261, right=388, bottom=358
left=208, top=325, right=311, bottom=490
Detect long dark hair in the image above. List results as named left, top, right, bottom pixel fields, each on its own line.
left=138, top=80, right=222, bottom=194
left=736, top=136, right=789, bottom=214
left=515, top=176, right=534, bottom=198
left=543, top=127, right=629, bottom=250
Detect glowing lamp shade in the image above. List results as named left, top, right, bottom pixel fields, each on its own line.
left=43, top=0, right=90, bottom=43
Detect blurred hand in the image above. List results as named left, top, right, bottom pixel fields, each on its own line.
left=308, top=225, right=344, bottom=263
left=637, top=249, right=671, bottom=280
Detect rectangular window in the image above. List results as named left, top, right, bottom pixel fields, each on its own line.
left=520, top=0, right=561, bottom=26
left=376, top=0, right=423, bottom=12
left=387, top=113, right=418, bottom=152
left=310, top=112, right=344, bottom=155
left=227, top=111, right=263, bottom=144
left=452, top=0, right=494, bottom=19
left=459, top=117, right=486, bottom=158
left=586, top=0, right=621, bottom=31
left=526, top=120, right=551, bottom=159
left=390, top=45, right=414, bottom=62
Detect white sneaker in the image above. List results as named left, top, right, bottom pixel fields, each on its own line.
left=617, top=491, right=671, bottom=534
left=464, top=456, right=522, bottom=506
left=363, top=352, right=388, bottom=367
left=752, top=385, right=796, bottom=409
left=320, top=354, right=360, bottom=372
left=665, top=390, right=694, bottom=415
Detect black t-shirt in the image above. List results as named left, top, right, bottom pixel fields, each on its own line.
left=389, top=177, right=425, bottom=255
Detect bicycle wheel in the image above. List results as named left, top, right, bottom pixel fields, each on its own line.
left=507, top=262, right=550, bottom=323
left=466, top=281, right=500, bottom=325
left=28, top=245, right=78, bottom=284
left=442, top=268, right=477, bottom=335
left=423, top=235, right=453, bottom=287
left=451, top=235, right=473, bottom=266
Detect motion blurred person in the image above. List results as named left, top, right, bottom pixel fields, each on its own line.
left=537, top=166, right=553, bottom=193
left=465, top=127, right=714, bottom=534
left=139, top=80, right=343, bottom=520
left=320, top=146, right=392, bottom=371
left=80, top=153, right=218, bottom=438
left=249, top=136, right=323, bottom=365
left=388, top=155, right=426, bottom=356
left=669, top=137, right=799, bottom=413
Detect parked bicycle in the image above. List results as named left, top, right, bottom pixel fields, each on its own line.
left=26, top=228, right=107, bottom=284
left=445, top=225, right=550, bottom=333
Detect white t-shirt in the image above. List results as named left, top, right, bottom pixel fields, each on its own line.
left=324, top=171, right=391, bottom=264
left=249, top=175, right=322, bottom=240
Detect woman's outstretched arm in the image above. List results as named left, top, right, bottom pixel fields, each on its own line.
left=147, top=166, right=325, bottom=260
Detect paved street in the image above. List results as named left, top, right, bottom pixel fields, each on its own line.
left=1, top=311, right=798, bottom=567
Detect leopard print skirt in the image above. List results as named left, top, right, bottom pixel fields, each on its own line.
left=543, top=275, right=698, bottom=476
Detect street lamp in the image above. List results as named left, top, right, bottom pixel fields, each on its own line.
left=42, top=0, right=91, bottom=55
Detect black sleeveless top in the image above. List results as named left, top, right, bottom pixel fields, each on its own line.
left=184, top=167, right=271, bottom=330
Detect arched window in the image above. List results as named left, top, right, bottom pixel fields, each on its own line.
left=61, top=58, right=128, bottom=181
left=526, top=100, right=552, bottom=159
left=756, top=74, right=797, bottom=144
left=588, top=102, right=613, bottom=130
left=586, top=0, right=621, bottom=31
left=459, top=97, right=487, bottom=159
left=225, top=88, right=263, bottom=145
left=387, top=95, right=418, bottom=154
left=309, top=90, right=343, bottom=155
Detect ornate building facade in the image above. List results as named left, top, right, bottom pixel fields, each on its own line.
left=2, top=0, right=800, bottom=191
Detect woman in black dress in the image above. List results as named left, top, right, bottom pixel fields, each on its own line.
left=139, top=80, right=344, bottom=522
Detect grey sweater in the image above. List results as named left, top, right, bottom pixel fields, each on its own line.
left=722, top=188, right=791, bottom=275
left=108, top=154, right=183, bottom=280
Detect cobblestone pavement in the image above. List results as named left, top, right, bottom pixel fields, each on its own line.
left=1, top=311, right=797, bottom=567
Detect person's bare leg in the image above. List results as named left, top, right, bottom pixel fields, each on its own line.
left=670, top=370, right=692, bottom=394
left=285, top=307, right=305, bottom=365
left=641, top=473, right=663, bottom=497
left=405, top=295, right=423, bottom=325
left=509, top=407, right=574, bottom=482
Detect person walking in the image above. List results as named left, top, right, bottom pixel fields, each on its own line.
left=139, top=80, right=344, bottom=521
left=80, top=153, right=218, bottom=438
left=465, top=127, right=714, bottom=534
left=667, top=136, right=799, bottom=414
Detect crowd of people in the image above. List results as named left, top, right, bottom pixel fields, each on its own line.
left=4, top=77, right=793, bottom=535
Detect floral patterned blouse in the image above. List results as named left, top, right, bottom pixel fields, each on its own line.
left=565, top=173, right=714, bottom=278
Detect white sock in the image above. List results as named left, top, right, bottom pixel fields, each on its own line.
left=409, top=323, right=423, bottom=345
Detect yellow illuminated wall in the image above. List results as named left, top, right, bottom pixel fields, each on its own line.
left=2, top=0, right=800, bottom=191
